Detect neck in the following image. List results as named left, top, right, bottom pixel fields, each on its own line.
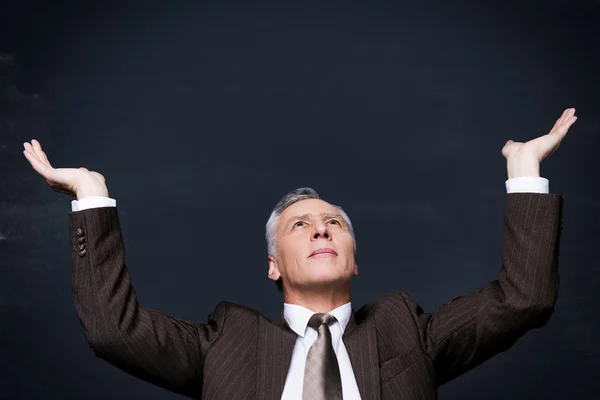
left=283, top=284, right=351, bottom=313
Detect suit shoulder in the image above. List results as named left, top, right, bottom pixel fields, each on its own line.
left=365, top=290, right=428, bottom=322
left=367, top=290, right=414, bottom=308
left=364, top=291, right=426, bottom=354
left=214, top=300, right=264, bottom=325
left=214, top=300, right=262, bottom=315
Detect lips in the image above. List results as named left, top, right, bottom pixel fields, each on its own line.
left=309, top=248, right=338, bottom=257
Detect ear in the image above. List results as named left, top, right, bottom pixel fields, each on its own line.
left=353, top=263, right=359, bottom=276
left=268, top=255, right=281, bottom=281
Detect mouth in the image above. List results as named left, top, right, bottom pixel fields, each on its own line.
left=309, top=248, right=338, bottom=257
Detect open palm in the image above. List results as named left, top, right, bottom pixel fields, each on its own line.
left=23, top=139, right=107, bottom=198
left=502, top=108, right=577, bottom=162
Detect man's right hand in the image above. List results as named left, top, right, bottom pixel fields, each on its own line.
left=23, top=139, right=109, bottom=200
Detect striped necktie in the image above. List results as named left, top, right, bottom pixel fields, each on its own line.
left=302, top=313, right=343, bottom=400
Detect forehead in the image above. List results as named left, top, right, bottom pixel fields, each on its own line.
left=279, top=198, right=339, bottom=221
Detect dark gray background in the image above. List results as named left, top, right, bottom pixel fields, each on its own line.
left=1, top=0, right=599, bottom=398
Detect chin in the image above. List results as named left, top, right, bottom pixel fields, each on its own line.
left=306, top=271, right=344, bottom=284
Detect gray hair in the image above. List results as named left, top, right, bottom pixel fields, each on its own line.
left=265, top=187, right=356, bottom=293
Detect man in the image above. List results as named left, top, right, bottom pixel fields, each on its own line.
left=23, top=108, right=576, bottom=399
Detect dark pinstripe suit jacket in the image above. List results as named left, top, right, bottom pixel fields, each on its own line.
left=69, top=193, right=563, bottom=399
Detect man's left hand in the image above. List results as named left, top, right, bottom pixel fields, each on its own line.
left=502, top=108, right=577, bottom=179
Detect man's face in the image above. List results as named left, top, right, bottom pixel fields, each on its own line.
left=268, top=198, right=358, bottom=292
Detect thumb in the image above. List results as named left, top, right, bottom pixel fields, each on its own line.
left=90, top=171, right=106, bottom=182
left=501, top=140, right=514, bottom=158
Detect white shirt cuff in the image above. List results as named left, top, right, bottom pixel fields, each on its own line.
left=505, top=177, right=549, bottom=194
left=71, top=196, right=117, bottom=211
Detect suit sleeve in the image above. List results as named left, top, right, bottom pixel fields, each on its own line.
left=402, top=192, right=563, bottom=386
left=69, top=206, right=226, bottom=398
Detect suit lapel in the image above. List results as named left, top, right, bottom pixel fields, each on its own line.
left=343, top=308, right=381, bottom=400
left=258, top=308, right=296, bottom=400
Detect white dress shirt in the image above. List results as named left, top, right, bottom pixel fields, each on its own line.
left=69, top=176, right=549, bottom=399
left=281, top=302, right=359, bottom=399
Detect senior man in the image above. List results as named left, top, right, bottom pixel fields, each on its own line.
left=23, top=108, right=576, bottom=399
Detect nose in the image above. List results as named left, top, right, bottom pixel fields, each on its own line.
left=311, top=221, right=330, bottom=241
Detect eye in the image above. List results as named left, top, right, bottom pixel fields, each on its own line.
left=293, top=221, right=305, bottom=228
left=328, top=219, right=341, bottom=226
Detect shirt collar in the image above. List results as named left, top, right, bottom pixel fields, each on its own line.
left=283, top=301, right=352, bottom=338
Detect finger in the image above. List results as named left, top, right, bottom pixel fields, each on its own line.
left=561, top=108, right=576, bottom=125
left=23, top=143, right=42, bottom=163
left=562, top=108, right=575, bottom=123
left=551, top=109, right=576, bottom=134
left=23, top=148, right=52, bottom=178
left=555, top=115, right=577, bottom=136
left=32, top=139, right=53, bottom=168
left=565, top=115, right=578, bottom=129
left=551, top=109, right=569, bottom=131
left=557, top=108, right=571, bottom=126
left=31, top=139, right=53, bottom=168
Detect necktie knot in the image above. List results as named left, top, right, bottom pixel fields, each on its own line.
left=308, top=313, right=337, bottom=330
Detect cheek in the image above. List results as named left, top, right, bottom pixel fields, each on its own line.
left=341, top=238, right=354, bottom=255
left=279, top=240, right=302, bottom=263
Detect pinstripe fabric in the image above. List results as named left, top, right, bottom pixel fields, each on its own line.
left=69, top=192, right=563, bottom=399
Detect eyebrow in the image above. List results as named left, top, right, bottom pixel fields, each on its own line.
left=284, top=212, right=344, bottom=230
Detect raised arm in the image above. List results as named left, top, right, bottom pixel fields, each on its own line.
left=403, top=192, right=563, bottom=386
left=70, top=206, right=226, bottom=397
left=23, top=140, right=225, bottom=397
left=404, top=108, right=575, bottom=385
